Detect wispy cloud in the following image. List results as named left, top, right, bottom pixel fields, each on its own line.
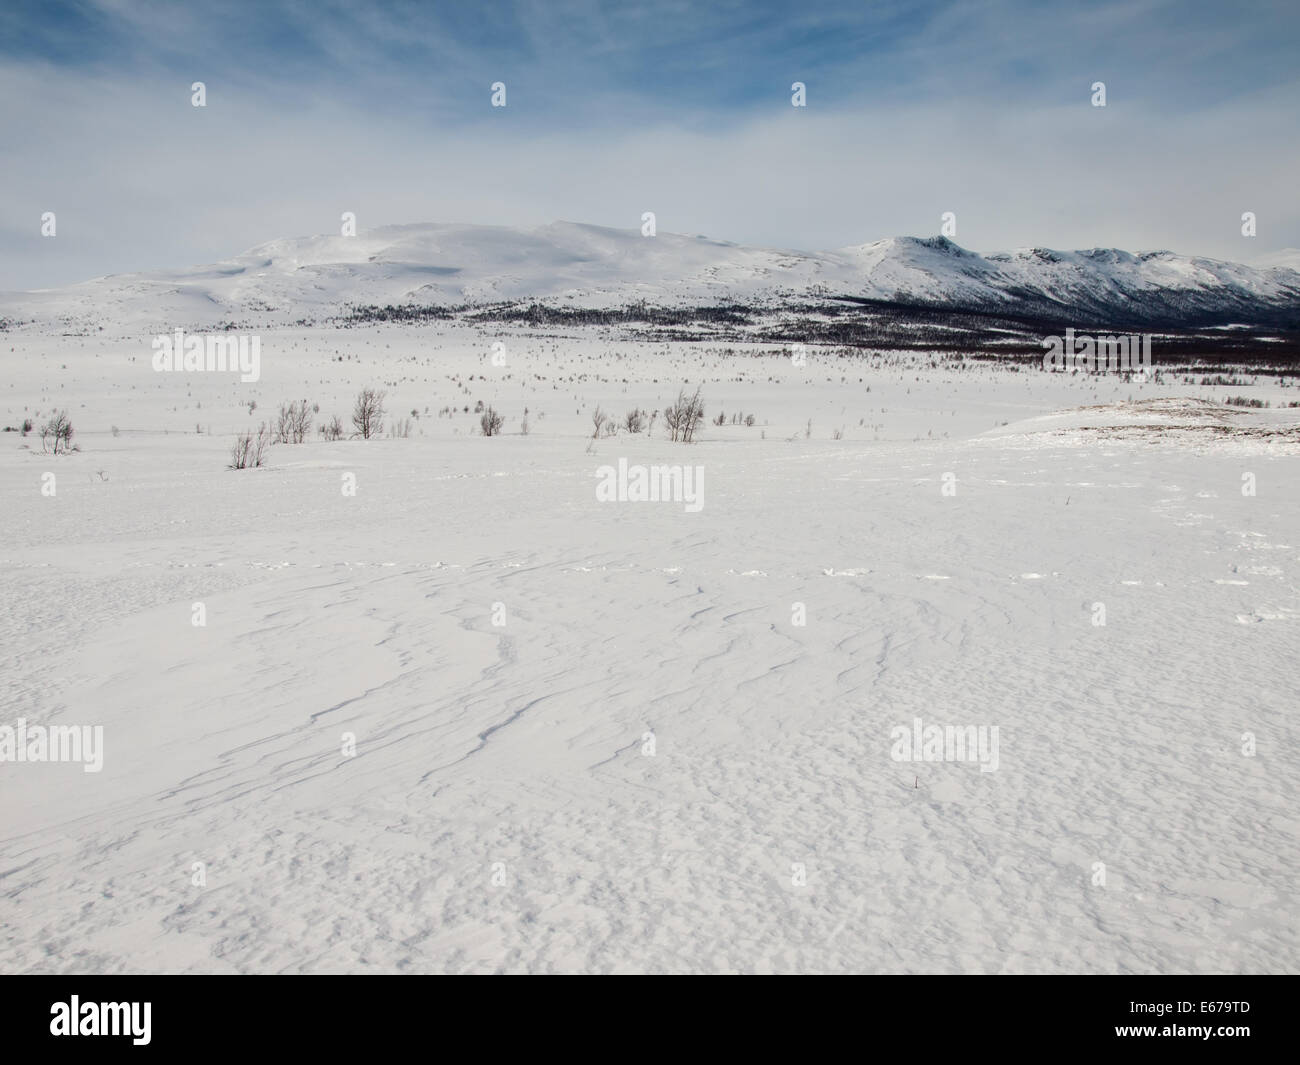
left=2, top=0, right=1297, bottom=288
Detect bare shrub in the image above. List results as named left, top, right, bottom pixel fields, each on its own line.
left=40, top=410, right=75, bottom=454
left=275, top=398, right=313, bottom=443
left=229, top=422, right=271, bottom=469
left=319, top=414, right=345, bottom=441
left=623, top=408, right=646, bottom=433
left=664, top=399, right=682, bottom=441
left=480, top=406, right=505, bottom=436
left=352, top=388, right=386, bottom=439
left=390, top=416, right=413, bottom=439
left=591, top=406, right=607, bottom=439
left=664, top=387, right=705, bottom=442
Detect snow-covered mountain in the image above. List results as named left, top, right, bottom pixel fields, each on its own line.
left=5, top=221, right=1300, bottom=330
left=1251, top=247, right=1300, bottom=273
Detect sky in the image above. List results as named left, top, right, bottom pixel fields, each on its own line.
left=1, top=0, right=1298, bottom=290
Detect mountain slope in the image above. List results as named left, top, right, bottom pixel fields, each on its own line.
left=4, top=221, right=1299, bottom=331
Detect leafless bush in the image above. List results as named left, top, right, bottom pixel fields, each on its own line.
left=591, top=406, right=608, bottom=438
left=623, top=408, right=646, bottom=433
left=229, top=422, right=271, bottom=469
left=319, top=414, right=345, bottom=441
left=40, top=410, right=75, bottom=454
left=275, top=398, right=313, bottom=443
left=480, top=406, right=505, bottom=436
left=664, top=387, right=705, bottom=442
left=390, top=416, right=414, bottom=438
left=352, top=388, right=386, bottom=439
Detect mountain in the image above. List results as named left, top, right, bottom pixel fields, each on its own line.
left=1252, top=248, right=1300, bottom=273
left=4, top=221, right=1300, bottom=331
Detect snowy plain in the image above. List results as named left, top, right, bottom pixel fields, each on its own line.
left=1, top=312, right=1298, bottom=974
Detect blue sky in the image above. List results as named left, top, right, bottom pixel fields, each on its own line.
left=2, top=0, right=1298, bottom=288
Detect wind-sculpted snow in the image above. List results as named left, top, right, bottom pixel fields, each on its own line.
left=1, top=327, right=1296, bottom=972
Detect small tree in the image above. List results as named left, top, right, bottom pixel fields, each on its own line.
left=664, top=387, right=705, bottom=442
left=275, top=398, right=313, bottom=444
left=480, top=406, right=505, bottom=436
left=41, top=410, right=75, bottom=454
left=664, top=402, right=681, bottom=441
left=289, top=398, right=312, bottom=443
left=319, top=414, right=345, bottom=441
left=591, top=406, right=608, bottom=439
left=623, top=408, right=646, bottom=433
left=352, top=388, right=386, bottom=439
left=684, top=389, right=704, bottom=442
left=229, top=422, right=271, bottom=469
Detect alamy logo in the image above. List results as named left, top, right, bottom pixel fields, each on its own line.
left=0, top=718, right=103, bottom=772
left=151, top=329, right=261, bottom=382
left=1042, top=328, right=1151, bottom=373
left=596, top=458, right=704, bottom=512
left=890, top=717, right=999, bottom=772
left=50, top=996, right=151, bottom=1045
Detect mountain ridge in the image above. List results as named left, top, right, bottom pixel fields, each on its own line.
left=4, top=221, right=1299, bottom=331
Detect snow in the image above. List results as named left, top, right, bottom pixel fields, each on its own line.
left=4, top=222, right=1298, bottom=331
left=1251, top=248, right=1300, bottom=273
left=1, top=314, right=1297, bottom=974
